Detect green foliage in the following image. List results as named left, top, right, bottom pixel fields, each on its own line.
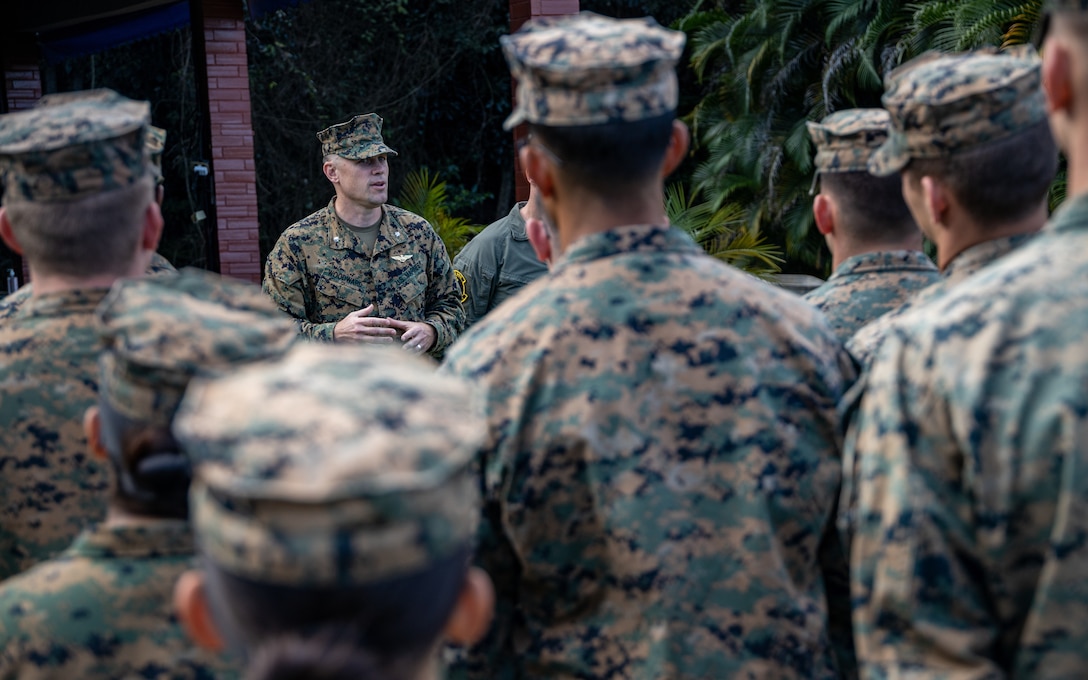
left=680, top=0, right=1048, bottom=275
left=665, top=184, right=783, bottom=278
left=395, top=169, right=482, bottom=260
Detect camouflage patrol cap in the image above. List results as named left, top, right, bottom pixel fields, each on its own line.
left=0, top=88, right=150, bottom=203
left=174, top=343, right=485, bottom=587
left=870, top=46, right=1046, bottom=176
left=317, top=113, right=398, bottom=160
left=146, top=125, right=167, bottom=183
left=96, top=268, right=297, bottom=429
left=808, top=109, right=891, bottom=174
left=501, top=11, right=686, bottom=130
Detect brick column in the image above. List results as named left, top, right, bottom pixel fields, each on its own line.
left=4, top=63, right=41, bottom=284
left=509, top=0, right=578, bottom=202
left=198, top=0, right=261, bottom=282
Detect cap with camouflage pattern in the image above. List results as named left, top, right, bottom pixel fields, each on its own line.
left=174, top=343, right=485, bottom=587
left=501, top=11, right=686, bottom=131
left=808, top=109, right=891, bottom=175
left=317, top=113, right=398, bottom=161
left=0, top=88, right=150, bottom=203
left=96, top=268, right=297, bottom=429
left=870, top=46, right=1046, bottom=176
left=146, top=125, right=167, bottom=183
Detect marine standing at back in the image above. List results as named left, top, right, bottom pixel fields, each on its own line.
left=443, top=12, right=856, bottom=679
left=802, top=109, right=938, bottom=342
left=0, top=89, right=164, bottom=579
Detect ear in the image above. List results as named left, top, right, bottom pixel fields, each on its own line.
left=83, top=406, right=109, bottom=462
left=661, top=120, right=691, bottom=178
left=920, top=176, right=950, bottom=229
left=322, top=158, right=340, bottom=184
left=812, top=193, right=836, bottom=237
left=443, top=567, right=495, bottom=647
left=526, top=218, right=553, bottom=267
left=1043, top=40, right=1074, bottom=116
left=520, top=144, right=555, bottom=202
left=174, top=570, right=225, bottom=652
left=142, top=201, right=164, bottom=253
left=0, top=209, right=23, bottom=256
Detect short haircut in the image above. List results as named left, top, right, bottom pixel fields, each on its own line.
left=906, top=120, right=1058, bottom=226
left=4, top=176, right=154, bottom=278
left=819, top=171, right=916, bottom=243
left=529, top=111, right=674, bottom=199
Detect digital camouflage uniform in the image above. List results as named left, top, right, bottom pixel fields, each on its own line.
left=842, top=45, right=1080, bottom=678
left=803, top=250, right=938, bottom=343
left=802, top=109, right=940, bottom=342
left=452, top=201, right=549, bottom=327
left=846, top=233, right=1035, bottom=367
left=0, top=90, right=154, bottom=580
left=442, top=14, right=857, bottom=679
left=0, top=270, right=295, bottom=680
left=174, top=343, right=484, bottom=660
left=263, top=113, right=464, bottom=355
left=0, top=522, right=233, bottom=679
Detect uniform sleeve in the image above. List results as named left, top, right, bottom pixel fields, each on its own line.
left=423, top=230, right=466, bottom=353
left=850, top=328, right=1000, bottom=679
left=453, top=239, right=500, bottom=329
left=263, top=236, right=338, bottom=342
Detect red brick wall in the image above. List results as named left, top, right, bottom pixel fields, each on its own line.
left=510, top=0, right=579, bottom=202
left=201, top=2, right=261, bottom=282
left=4, top=65, right=42, bottom=112
left=5, top=64, right=42, bottom=283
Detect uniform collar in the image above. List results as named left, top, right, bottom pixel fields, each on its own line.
left=65, top=520, right=195, bottom=560
left=1046, top=192, right=1088, bottom=236
left=21, top=287, right=110, bottom=319
left=827, top=249, right=936, bottom=280
left=943, top=232, right=1036, bottom=286
left=553, top=224, right=700, bottom=272
left=509, top=202, right=529, bottom=241
left=325, top=198, right=409, bottom=254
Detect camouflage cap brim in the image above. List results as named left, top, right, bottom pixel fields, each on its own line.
left=501, top=12, right=686, bottom=130
left=175, top=343, right=485, bottom=587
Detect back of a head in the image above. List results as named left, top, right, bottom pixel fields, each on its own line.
left=870, top=47, right=1057, bottom=226
left=173, top=343, right=487, bottom=680
left=0, top=88, right=155, bottom=278
left=95, top=269, right=297, bottom=519
left=808, top=108, right=917, bottom=243
left=502, top=12, right=685, bottom=198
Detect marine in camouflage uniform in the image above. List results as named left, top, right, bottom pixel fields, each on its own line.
left=452, top=191, right=549, bottom=328
left=0, top=89, right=165, bottom=580
left=801, top=109, right=939, bottom=343
left=843, top=47, right=1052, bottom=369
left=263, top=113, right=464, bottom=357
left=0, top=124, right=176, bottom=320
left=442, top=13, right=856, bottom=679
left=0, top=270, right=295, bottom=679
left=172, top=342, right=489, bottom=676
left=845, top=38, right=1078, bottom=676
